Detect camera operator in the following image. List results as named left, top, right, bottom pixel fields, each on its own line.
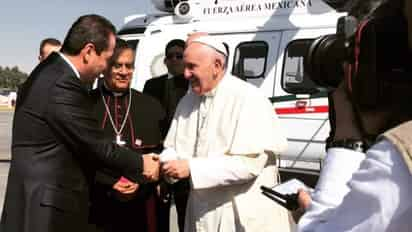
left=295, top=0, right=412, bottom=231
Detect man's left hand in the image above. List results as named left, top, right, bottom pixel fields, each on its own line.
left=162, top=160, right=190, bottom=179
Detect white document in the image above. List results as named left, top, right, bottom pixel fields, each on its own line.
left=272, top=178, right=312, bottom=195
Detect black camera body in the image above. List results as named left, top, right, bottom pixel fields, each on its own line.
left=304, top=15, right=358, bottom=88
left=283, top=0, right=412, bottom=110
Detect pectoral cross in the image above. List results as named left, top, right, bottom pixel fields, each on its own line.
left=116, top=135, right=126, bottom=146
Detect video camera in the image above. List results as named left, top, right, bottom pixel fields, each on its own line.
left=282, top=0, right=411, bottom=109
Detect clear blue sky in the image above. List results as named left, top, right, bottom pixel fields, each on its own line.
left=0, top=1, right=151, bottom=74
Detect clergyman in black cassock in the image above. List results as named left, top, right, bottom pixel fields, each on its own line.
left=89, top=38, right=165, bottom=232
left=90, top=85, right=164, bottom=232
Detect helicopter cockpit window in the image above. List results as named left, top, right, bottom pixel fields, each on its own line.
left=232, top=41, right=268, bottom=80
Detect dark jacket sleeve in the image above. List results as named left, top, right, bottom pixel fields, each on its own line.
left=95, top=170, right=118, bottom=186
left=46, top=81, right=145, bottom=183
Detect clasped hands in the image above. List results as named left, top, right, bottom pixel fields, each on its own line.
left=143, top=152, right=190, bottom=182
left=112, top=176, right=139, bottom=201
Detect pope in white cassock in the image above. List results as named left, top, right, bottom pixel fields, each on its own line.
left=160, top=34, right=292, bottom=232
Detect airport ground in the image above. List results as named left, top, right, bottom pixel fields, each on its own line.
left=0, top=109, right=178, bottom=231
left=0, top=109, right=13, bottom=217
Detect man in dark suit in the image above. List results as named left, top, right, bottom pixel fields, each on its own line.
left=143, top=39, right=188, bottom=138
left=0, top=15, right=159, bottom=232
left=143, top=39, right=189, bottom=232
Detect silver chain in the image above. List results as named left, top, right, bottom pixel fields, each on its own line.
left=100, top=87, right=132, bottom=137
left=194, top=95, right=215, bottom=156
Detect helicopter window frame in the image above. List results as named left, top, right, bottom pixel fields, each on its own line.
left=232, top=41, right=269, bottom=80
left=281, top=38, right=321, bottom=95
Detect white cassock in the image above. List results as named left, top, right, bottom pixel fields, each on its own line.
left=163, top=74, right=291, bottom=232
left=298, top=140, right=412, bottom=232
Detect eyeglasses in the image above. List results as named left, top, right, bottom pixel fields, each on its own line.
left=166, top=53, right=183, bottom=60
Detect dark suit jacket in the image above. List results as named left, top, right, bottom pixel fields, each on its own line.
left=143, top=74, right=188, bottom=138
left=0, top=53, right=144, bottom=232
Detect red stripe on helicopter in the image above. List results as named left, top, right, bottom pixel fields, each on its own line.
left=275, top=106, right=329, bottom=115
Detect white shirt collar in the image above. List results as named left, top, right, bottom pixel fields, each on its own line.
left=58, top=52, right=80, bottom=79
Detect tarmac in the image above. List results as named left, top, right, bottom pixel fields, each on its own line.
left=0, top=109, right=12, bottom=217
left=0, top=109, right=12, bottom=161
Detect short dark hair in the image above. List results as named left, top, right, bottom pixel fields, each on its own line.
left=39, top=38, right=61, bottom=55
left=165, top=39, right=185, bottom=55
left=61, top=14, right=116, bottom=56
left=109, top=38, right=135, bottom=66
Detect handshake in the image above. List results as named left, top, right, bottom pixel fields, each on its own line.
left=112, top=149, right=190, bottom=198
left=142, top=149, right=190, bottom=183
